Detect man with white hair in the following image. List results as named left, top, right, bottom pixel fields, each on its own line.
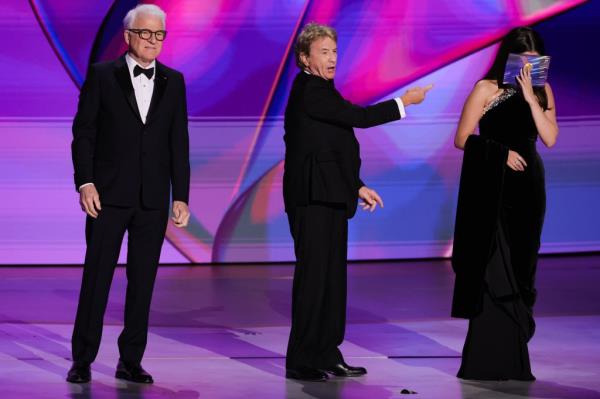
left=67, top=4, right=190, bottom=384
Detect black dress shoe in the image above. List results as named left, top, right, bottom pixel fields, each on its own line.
left=66, top=362, right=91, bottom=383
left=115, top=359, right=154, bottom=384
left=286, top=366, right=328, bottom=382
left=321, top=362, right=367, bottom=377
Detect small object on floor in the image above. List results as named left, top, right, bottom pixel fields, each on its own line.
left=400, top=388, right=418, bottom=394
left=66, top=361, right=91, bottom=383
left=115, top=359, right=154, bottom=384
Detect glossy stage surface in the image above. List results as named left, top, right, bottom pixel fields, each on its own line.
left=1, top=255, right=599, bottom=398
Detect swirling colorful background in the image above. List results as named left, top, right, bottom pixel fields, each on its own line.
left=1, top=0, right=598, bottom=264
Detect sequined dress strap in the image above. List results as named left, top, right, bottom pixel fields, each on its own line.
left=482, top=87, right=517, bottom=116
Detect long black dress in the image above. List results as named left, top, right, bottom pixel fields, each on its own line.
left=452, top=87, right=546, bottom=381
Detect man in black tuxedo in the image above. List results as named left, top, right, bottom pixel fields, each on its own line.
left=283, top=23, right=432, bottom=381
left=67, top=4, right=190, bottom=384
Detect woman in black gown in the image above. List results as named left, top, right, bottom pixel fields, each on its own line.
left=451, top=27, right=559, bottom=380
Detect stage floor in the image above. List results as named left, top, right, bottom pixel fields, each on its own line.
left=1, top=255, right=599, bottom=399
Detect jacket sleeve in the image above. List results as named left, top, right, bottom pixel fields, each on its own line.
left=304, top=80, right=401, bottom=129
left=71, top=65, right=101, bottom=190
left=169, top=73, right=191, bottom=204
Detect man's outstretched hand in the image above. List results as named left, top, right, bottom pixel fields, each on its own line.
left=401, top=84, right=433, bottom=106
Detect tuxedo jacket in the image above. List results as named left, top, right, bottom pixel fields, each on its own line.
left=283, top=72, right=401, bottom=218
left=72, top=55, right=190, bottom=209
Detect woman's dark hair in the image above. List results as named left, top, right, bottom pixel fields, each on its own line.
left=484, top=26, right=549, bottom=110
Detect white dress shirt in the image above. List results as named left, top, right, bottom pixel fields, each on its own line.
left=125, top=52, right=155, bottom=124
left=394, top=97, right=407, bottom=119
left=79, top=53, right=156, bottom=192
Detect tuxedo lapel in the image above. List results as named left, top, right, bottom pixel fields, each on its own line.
left=146, top=62, right=168, bottom=125
left=114, top=56, right=143, bottom=123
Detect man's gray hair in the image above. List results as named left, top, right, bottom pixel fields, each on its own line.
left=123, top=4, right=166, bottom=29
left=294, top=23, right=337, bottom=69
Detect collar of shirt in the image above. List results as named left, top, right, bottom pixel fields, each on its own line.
left=125, top=53, right=156, bottom=81
left=303, top=69, right=334, bottom=86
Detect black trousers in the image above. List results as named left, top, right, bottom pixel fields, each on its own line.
left=286, top=203, right=348, bottom=369
left=71, top=202, right=168, bottom=364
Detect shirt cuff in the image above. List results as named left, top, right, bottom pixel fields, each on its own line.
left=394, top=97, right=407, bottom=119
left=78, top=183, right=94, bottom=192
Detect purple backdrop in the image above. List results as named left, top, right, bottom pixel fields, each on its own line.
left=0, top=0, right=598, bottom=264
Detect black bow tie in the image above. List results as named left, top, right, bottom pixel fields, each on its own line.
left=133, top=65, right=154, bottom=80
